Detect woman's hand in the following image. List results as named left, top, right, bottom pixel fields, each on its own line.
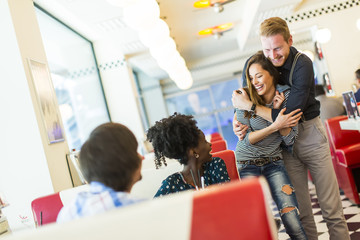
left=232, top=88, right=252, bottom=110
left=272, top=108, right=302, bottom=130
left=273, top=91, right=285, bottom=109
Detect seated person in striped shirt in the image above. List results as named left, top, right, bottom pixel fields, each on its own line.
left=232, top=52, right=307, bottom=240
left=147, top=113, right=230, bottom=198
left=57, top=122, right=143, bottom=223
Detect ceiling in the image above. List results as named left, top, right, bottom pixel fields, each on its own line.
left=33, top=0, right=343, bottom=83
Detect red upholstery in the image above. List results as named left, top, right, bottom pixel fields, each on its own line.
left=190, top=178, right=276, bottom=240
left=326, top=116, right=360, bottom=149
left=211, top=139, right=227, bottom=153
left=210, top=132, right=221, bottom=139
left=210, top=132, right=223, bottom=142
left=336, top=144, right=360, bottom=166
left=325, top=115, right=360, bottom=204
left=212, top=150, right=240, bottom=181
left=210, top=136, right=223, bottom=143
left=324, top=115, right=348, bottom=184
left=31, top=192, right=63, bottom=226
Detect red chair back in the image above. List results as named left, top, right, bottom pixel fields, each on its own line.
left=190, top=178, right=277, bottom=240
left=212, top=150, right=240, bottom=181
left=31, top=192, right=63, bottom=226
left=325, top=116, right=360, bottom=150
left=210, top=132, right=221, bottom=139
left=211, top=140, right=227, bottom=153
left=210, top=132, right=223, bottom=142
left=325, top=116, right=360, bottom=204
left=210, top=136, right=223, bottom=143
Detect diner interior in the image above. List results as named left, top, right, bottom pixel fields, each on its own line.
left=1, top=0, right=360, bottom=239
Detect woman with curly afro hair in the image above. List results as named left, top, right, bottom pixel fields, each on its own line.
left=147, top=113, right=230, bottom=198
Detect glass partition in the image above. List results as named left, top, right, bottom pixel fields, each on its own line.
left=35, top=7, right=110, bottom=151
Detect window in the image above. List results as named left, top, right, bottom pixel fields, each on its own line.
left=165, top=78, right=240, bottom=150
left=35, top=7, right=110, bottom=150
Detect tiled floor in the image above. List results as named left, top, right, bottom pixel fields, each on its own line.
left=272, top=182, right=360, bottom=240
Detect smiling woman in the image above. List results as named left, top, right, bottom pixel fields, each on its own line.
left=233, top=51, right=306, bottom=239
left=146, top=113, right=230, bottom=198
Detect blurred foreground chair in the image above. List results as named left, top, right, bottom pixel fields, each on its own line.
left=19, top=178, right=276, bottom=240
left=211, top=139, right=227, bottom=153
left=325, top=115, right=360, bottom=204
left=212, top=150, right=240, bottom=181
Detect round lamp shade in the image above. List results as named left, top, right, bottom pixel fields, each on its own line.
left=106, top=0, right=139, bottom=8
left=123, top=0, right=160, bottom=31
left=167, top=64, right=189, bottom=80
left=157, top=52, right=186, bottom=71
left=149, top=37, right=177, bottom=59
left=138, top=19, right=170, bottom=48
left=174, top=73, right=193, bottom=90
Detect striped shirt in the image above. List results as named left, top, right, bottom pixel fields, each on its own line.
left=235, top=85, right=298, bottom=162
left=56, top=181, right=143, bottom=223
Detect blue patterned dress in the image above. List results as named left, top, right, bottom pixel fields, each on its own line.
left=154, top=157, right=230, bottom=198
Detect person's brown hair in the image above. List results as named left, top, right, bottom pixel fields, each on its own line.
left=260, top=17, right=291, bottom=43
left=244, top=51, right=279, bottom=118
left=79, top=122, right=141, bottom=191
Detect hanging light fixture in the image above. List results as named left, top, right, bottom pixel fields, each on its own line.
left=198, top=22, right=234, bottom=39
left=173, top=71, right=194, bottom=90
left=157, top=52, right=186, bottom=71
left=106, top=0, right=140, bottom=8
left=168, top=64, right=189, bottom=80
left=149, top=37, right=177, bottom=59
left=193, top=0, right=236, bottom=13
left=122, top=0, right=193, bottom=89
left=193, top=0, right=211, bottom=8
left=213, top=2, right=224, bottom=13
left=138, top=19, right=170, bottom=48
left=123, top=0, right=160, bottom=31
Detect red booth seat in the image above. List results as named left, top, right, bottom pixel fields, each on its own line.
left=210, top=132, right=223, bottom=142
left=210, top=132, right=221, bottom=139
left=325, top=115, right=360, bottom=204
left=211, top=139, right=227, bottom=153
left=212, top=150, right=240, bottom=181
left=23, top=178, right=276, bottom=240
left=336, top=144, right=360, bottom=166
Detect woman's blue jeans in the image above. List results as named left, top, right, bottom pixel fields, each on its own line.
left=238, top=160, right=308, bottom=240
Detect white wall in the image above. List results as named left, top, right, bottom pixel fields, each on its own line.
left=0, top=0, right=72, bottom=231
left=289, top=4, right=360, bottom=96
left=137, top=71, right=167, bottom=127
left=93, top=40, right=145, bottom=146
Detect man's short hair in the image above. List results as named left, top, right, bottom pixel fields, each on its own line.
left=355, top=69, right=360, bottom=80
left=79, top=122, right=141, bottom=191
left=260, top=17, right=291, bottom=42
